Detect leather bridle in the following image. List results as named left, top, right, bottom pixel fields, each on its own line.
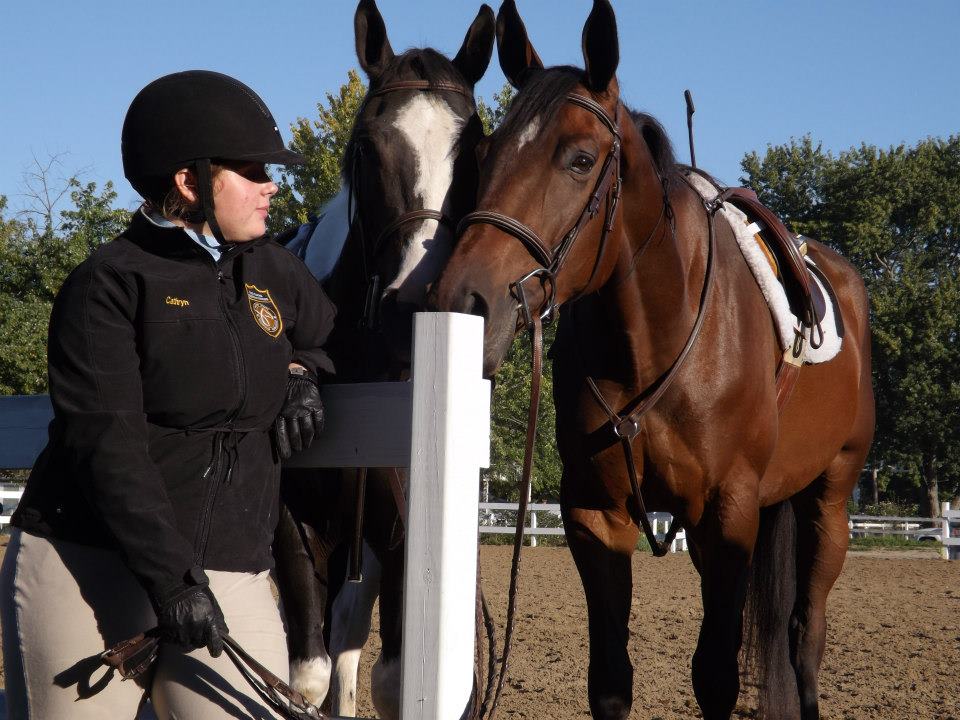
left=458, top=93, right=623, bottom=326
left=350, top=79, right=474, bottom=330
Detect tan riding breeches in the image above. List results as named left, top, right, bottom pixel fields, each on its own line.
left=0, top=529, right=289, bottom=719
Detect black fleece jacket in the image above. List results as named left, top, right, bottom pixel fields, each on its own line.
left=12, top=211, right=335, bottom=608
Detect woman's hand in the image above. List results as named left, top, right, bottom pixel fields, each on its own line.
left=274, top=365, right=324, bottom=459
left=157, top=582, right=229, bottom=657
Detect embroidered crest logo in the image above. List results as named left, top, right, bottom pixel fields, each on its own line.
left=245, top=284, right=283, bottom=338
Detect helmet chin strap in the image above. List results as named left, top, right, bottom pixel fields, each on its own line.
left=195, top=158, right=228, bottom=247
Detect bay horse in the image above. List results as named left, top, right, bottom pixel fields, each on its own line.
left=274, top=1, right=494, bottom=717
left=429, top=1, right=874, bottom=718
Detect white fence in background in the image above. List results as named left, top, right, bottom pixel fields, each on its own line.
left=479, top=501, right=960, bottom=559
left=4, top=490, right=958, bottom=559
left=479, top=501, right=689, bottom=553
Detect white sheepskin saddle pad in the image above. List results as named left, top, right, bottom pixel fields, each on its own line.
left=686, top=173, right=842, bottom=364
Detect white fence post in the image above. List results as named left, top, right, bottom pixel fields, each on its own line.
left=943, top=501, right=960, bottom=561
left=527, top=483, right=537, bottom=548
left=400, top=313, right=490, bottom=720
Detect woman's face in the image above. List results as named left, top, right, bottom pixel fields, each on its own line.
left=210, top=162, right=278, bottom=242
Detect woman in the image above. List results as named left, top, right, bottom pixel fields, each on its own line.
left=0, top=70, right=333, bottom=719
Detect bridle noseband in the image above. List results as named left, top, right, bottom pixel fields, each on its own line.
left=351, top=79, right=475, bottom=329
left=457, top=93, right=623, bottom=326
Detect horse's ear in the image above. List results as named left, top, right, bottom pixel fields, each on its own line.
left=453, top=5, right=496, bottom=86
left=355, top=0, right=395, bottom=80
left=582, top=0, right=619, bottom=93
left=496, top=0, right=544, bottom=89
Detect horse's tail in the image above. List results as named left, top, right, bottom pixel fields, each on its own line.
left=743, top=499, right=799, bottom=717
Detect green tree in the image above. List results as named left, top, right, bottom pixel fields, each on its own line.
left=268, top=70, right=367, bottom=234
left=0, top=177, right=129, bottom=395
left=742, top=136, right=960, bottom=515
left=477, top=83, right=514, bottom=136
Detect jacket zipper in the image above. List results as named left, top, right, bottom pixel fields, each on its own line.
left=214, top=252, right=247, bottom=422
left=193, top=251, right=246, bottom=566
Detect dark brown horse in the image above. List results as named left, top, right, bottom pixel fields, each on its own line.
left=274, top=1, right=494, bottom=717
left=430, top=2, right=874, bottom=719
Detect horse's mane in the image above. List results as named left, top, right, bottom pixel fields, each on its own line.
left=627, top=109, right=681, bottom=182
left=497, top=66, right=681, bottom=181
left=342, top=49, right=470, bottom=178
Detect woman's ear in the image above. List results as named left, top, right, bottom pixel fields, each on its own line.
left=173, top=168, right=199, bottom=204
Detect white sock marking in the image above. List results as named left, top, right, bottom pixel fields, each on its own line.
left=289, top=654, right=332, bottom=707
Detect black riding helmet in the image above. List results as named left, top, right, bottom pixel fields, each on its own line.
left=122, top=70, right=304, bottom=243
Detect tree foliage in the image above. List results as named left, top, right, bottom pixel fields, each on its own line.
left=267, top=70, right=366, bottom=234
left=0, top=176, right=128, bottom=395
left=742, top=136, right=960, bottom=511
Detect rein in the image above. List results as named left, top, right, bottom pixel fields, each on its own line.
left=102, top=631, right=325, bottom=719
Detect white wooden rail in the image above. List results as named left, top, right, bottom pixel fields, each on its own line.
left=478, top=502, right=689, bottom=553
left=0, top=312, right=491, bottom=720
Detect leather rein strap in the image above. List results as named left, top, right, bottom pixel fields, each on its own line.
left=101, top=631, right=325, bottom=719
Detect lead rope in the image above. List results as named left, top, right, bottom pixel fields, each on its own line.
left=483, top=313, right=543, bottom=720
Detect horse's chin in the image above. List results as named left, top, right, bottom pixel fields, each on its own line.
left=482, top=312, right=520, bottom=379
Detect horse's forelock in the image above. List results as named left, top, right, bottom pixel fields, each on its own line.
left=343, top=49, right=473, bottom=179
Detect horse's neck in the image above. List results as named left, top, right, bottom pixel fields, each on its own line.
left=587, top=150, right=707, bottom=392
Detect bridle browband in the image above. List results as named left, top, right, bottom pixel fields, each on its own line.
left=458, top=93, right=623, bottom=326
left=351, top=79, right=474, bottom=330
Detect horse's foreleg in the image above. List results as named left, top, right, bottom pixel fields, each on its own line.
left=689, top=487, right=758, bottom=720
left=329, top=542, right=381, bottom=717
left=370, top=541, right=404, bottom=720
left=564, top=505, right=639, bottom=720
left=789, top=460, right=859, bottom=720
left=274, top=501, right=333, bottom=707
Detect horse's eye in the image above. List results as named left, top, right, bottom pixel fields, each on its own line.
left=570, top=152, right=596, bottom=174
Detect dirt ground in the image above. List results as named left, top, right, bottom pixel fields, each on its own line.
left=352, top=546, right=960, bottom=720
left=1, top=541, right=958, bottom=719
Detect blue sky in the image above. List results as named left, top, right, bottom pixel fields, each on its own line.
left=2, top=0, right=958, bottom=214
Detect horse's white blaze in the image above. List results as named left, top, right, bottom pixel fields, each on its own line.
left=289, top=655, right=332, bottom=707
left=371, top=655, right=402, bottom=720
left=388, top=94, right=463, bottom=305
left=517, top=116, right=541, bottom=150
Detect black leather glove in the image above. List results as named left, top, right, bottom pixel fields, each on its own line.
left=275, top=366, right=324, bottom=459
left=157, top=582, right=229, bottom=657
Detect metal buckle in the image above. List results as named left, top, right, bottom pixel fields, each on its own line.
left=612, top=417, right=640, bottom=440
left=510, top=268, right=556, bottom=327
